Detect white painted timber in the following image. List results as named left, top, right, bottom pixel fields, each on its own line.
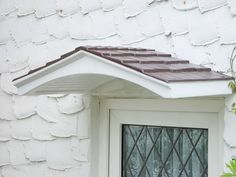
left=172, top=0, right=198, bottom=10
left=0, top=120, right=11, bottom=142
left=11, top=119, right=32, bottom=140
left=79, top=0, right=101, bottom=14
left=34, top=0, right=56, bottom=18
left=57, top=94, right=84, bottom=114
left=122, top=0, right=148, bottom=17
left=187, top=10, right=219, bottom=46
left=15, top=0, right=35, bottom=16
left=46, top=139, right=76, bottom=170
left=198, top=0, right=227, bottom=13
left=24, top=140, right=46, bottom=162
left=13, top=96, right=36, bottom=119
left=136, top=5, right=164, bottom=37
left=31, top=115, right=55, bottom=141
left=0, top=142, right=10, bottom=166
left=9, top=140, right=28, bottom=165
left=56, top=0, right=80, bottom=16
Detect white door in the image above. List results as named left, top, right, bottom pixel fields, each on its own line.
left=109, top=109, right=220, bottom=177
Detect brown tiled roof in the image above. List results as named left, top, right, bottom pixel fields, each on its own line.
left=14, top=46, right=233, bottom=83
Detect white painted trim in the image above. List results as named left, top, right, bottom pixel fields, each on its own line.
left=98, top=99, right=224, bottom=177
left=13, top=51, right=232, bottom=98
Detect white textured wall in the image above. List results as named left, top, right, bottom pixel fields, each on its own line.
left=0, top=0, right=236, bottom=176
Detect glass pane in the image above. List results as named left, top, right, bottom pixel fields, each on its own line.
left=122, top=125, right=208, bottom=177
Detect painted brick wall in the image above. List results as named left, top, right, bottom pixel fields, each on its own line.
left=0, top=0, right=236, bottom=176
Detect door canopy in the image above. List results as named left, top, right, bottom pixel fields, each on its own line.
left=13, top=46, right=233, bottom=98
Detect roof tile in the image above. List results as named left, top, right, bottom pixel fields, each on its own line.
left=14, top=45, right=233, bottom=83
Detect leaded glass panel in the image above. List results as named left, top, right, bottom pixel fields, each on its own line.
left=122, top=125, right=208, bottom=177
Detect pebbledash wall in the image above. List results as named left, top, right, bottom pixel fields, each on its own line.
left=1, top=0, right=236, bottom=176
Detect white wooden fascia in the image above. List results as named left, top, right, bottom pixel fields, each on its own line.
left=13, top=50, right=232, bottom=98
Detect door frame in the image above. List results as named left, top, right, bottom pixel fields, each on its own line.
left=97, top=98, right=225, bottom=177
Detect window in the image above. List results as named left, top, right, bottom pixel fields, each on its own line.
left=122, top=125, right=208, bottom=177
left=98, top=99, right=223, bottom=177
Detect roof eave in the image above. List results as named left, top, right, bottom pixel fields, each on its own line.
left=13, top=50, right=233, bottom=98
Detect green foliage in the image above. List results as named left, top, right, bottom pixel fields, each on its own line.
left=229, top=46, right=236, bottom=114
left=229, top=81, right=236, bottom=93
left=221, top=159, right=236, bottom=177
